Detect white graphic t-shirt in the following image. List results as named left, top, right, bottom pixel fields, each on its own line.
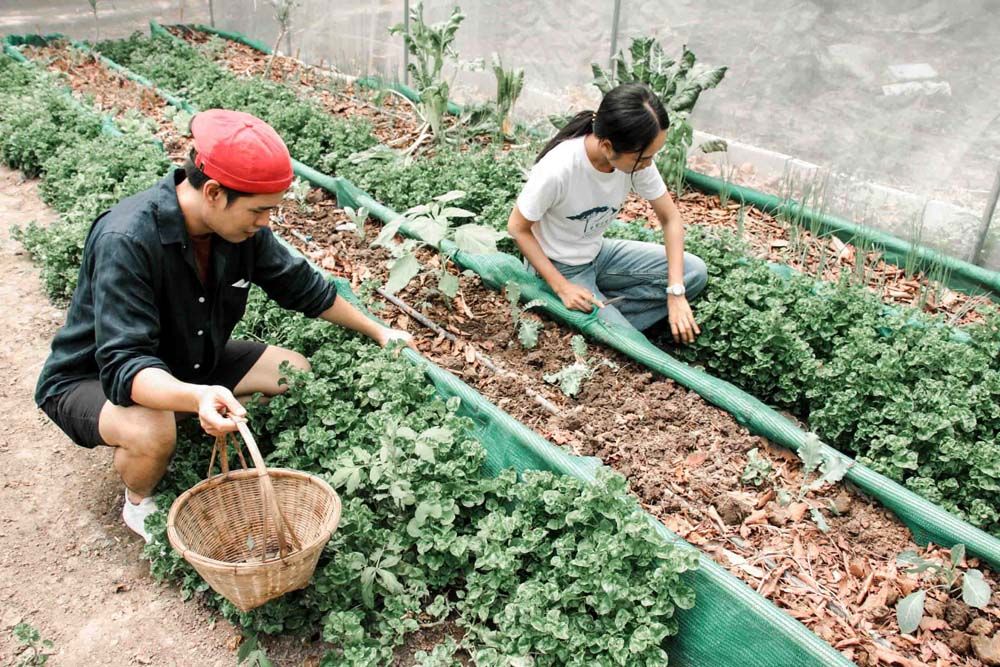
left=515, top=136, right=667, bottom=265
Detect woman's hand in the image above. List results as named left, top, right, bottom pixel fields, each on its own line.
left=557, top=282, right=603, bottom=312
left=668, top=295, right=701, bottom=344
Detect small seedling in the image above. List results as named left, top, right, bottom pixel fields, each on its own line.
left=771, top=434, right=852, bottom=530
left=264, top=0, right=299, bottom=79
left=740, top=447, right=772, bottom=487
left=285, top=177, right=312, bottom=213
left=544, top=335, right=616, bottom=397
left=12, top=622, right=53, bottom=666
left=505, top=281, right=546, bottom=348
left=343, top=205, right=369, bottom=239
left=895, top=543, right=993, bottom=635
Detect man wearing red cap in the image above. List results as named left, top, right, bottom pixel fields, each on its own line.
left=35, top=110, right=411, bottom=542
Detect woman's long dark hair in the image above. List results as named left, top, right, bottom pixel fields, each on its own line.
left=536, top=82, right=669, bottom=168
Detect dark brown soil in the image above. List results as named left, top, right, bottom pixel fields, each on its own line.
left=169, top=25, right=423, bottom=148
left=24, top=43, right=194, bottom=162
left=275, top=191, right=1000, bottom=666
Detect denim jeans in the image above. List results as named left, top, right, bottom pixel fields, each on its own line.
left=544, top=239, right=708, bottom=331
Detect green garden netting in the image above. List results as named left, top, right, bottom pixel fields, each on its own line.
left=5, top=30, right=859, bottom=666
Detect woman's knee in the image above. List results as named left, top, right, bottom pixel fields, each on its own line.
left=684, top=253, right=709, bottom=298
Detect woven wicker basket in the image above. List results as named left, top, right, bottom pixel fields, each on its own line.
left=167, top=421, right=341, bottom=612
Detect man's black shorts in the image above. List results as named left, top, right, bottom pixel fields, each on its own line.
left=39, top=340, right=268, bottom=449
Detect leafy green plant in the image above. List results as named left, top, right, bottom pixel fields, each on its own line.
left=389, top=3, right=465, bottom=150
left=544, top=335, right=616, bottom=397
left=343, top=205, right=369, bottom=240
left=593, top=37, right=727, bottom=194
left=12, top=622, right=54, bottom=666
left=504, top=281, right=546, bottom=349
left=740, top=447, right=772, bottom=487
left=895, top=543, right=993, bottom=634
left=491, top=53, right=524, bottom=141
left=236, top=634, right=274, bottom=667
left=373, top=190, right=507, bottom=298
left=95, top=33, right=376, bottom=174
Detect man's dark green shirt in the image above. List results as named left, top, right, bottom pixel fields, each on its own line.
left=35, top=170, right=337, bottom=408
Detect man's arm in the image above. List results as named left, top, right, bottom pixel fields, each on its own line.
left=316, top=292, right=415, bottom=350
left=131, top=368, right=246, bottom=436
left=649, top=192, right=700, bottom=343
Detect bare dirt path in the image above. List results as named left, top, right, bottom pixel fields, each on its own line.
left=0, top=166, right=242, bottom=667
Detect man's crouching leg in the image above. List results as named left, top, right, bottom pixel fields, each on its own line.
left=232, top=345, right=310, bottom=400
left=99, top=403, right=177, bottom=504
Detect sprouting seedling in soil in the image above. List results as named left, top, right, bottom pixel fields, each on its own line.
left=895, top=543, right=993, bottom=635
left=343, top=206, right=369, bottom=240
left=284, top=177, right=311, bottom=214
left=12, top=622, right=54, bottom=667
left=372, top=191, right=507, bottom=298
left=505, top=281, right=546, bottom=349
left=740, top=447, right=772, bottom=487
left=544, top=335, right=617, bottom=397
left=769, top=433, right=852, bottom=532
left=264, top=0, right=299, bottom=79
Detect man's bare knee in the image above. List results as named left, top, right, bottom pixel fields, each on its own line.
left=101, top=404, right=177, bottom=458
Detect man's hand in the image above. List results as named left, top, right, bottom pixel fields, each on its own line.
left=556, top=282, right=603, bottom=313
left=668, top=295, right=701, bottom=344
left=195, top=385, right=246, bottom=436
left=374, top=325, right=418, bottom=353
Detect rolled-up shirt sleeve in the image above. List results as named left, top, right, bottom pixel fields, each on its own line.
left=92, top=232, right=170, bottom=406
left=252, top=228, right=337, bottom=317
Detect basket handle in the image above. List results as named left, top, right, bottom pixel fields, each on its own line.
left=209, top=422, right=304, bottom=560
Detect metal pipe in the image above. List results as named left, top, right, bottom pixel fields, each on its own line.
left=971, top=164, right=1000, bottom=266
left=402, top=0, right=410, bottom=86
left=609, top=0, right=623, bottom=77
left=376, top=288, right=562, bottom=416
left=208, top=0, right=215, bottom=27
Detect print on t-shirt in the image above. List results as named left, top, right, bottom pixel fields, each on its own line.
left=568, top=204, right=620, bottom=238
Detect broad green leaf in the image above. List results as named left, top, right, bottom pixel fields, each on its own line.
left=421, top=426, right=453, bottom=443
left=817, top=455, right=852, bottom=486
left=454, top=224, right=507, bottom=254
left=810, top=508, right=830, bottom=533
left=403, top=203, right=432, bottom=216
left=414, top=440, right=435, bottom=463
left=406, top=216, right=447, bottom=246
left=378, top=569, right=404, bottom=594
left=372, top=217, right=405, bottom=248
left=385, top=253, right=421, bottom=294
left=950, top=543, right=966, bottom=568
left=699, top=139, right=728, bottom=154
left=518, top=319, right=541, bottom=349
left=896, top=590, right=926, bottom=634
left=438, top=271, right=460, bottom=298
left=440, top=206, right=476, bottom=218
left=798, top=434, right=824, bottom=474
left=962, top=569, right=991, bottom=608
left=434, top=190, right=466, bottom=203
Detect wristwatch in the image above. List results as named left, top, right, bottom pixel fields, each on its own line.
left=667, top=283, right=686, bottom=297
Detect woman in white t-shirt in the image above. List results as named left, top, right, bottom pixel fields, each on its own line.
left=508, top=83, right=706, bottom=343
